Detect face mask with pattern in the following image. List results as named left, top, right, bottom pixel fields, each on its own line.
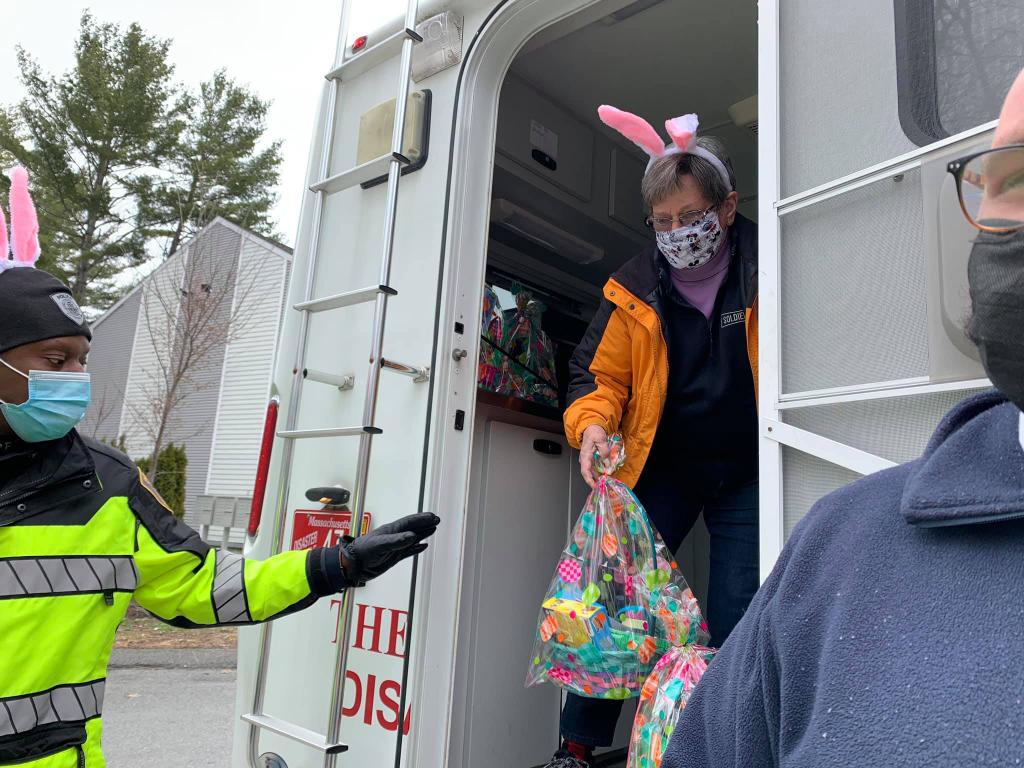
left=655, top=209, right=724, bottom=269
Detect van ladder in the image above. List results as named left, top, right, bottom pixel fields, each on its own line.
left=241, top=0, right=427, bottom=764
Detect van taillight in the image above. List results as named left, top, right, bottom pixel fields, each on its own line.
left=248, top=396, right=280, bottom=537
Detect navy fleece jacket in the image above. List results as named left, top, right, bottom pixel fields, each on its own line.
left=664, top=391, right=1024, bottom=767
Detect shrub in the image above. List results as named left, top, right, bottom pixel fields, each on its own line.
left=136, top=444, right=188, bottom=519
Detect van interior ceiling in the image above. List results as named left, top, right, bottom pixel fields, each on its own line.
left=457, top=1, right=758, bottom=766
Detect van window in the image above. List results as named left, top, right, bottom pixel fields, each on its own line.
left=896, top=0, right=1024, bottom=146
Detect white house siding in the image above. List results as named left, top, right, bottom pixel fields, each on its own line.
left=81, top=289, right=141, bottom=444
left=165, top=221, right=242, bottom=529
left=118, top=248, right=189, bottom=459
left=205, top=236, right=290, bottom=501
left=86, top=218, right=292, bottom=543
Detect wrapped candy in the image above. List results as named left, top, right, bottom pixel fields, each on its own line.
left=627, top=645, right=716, bottom=768
left=526, top=436, right=709, bottom=700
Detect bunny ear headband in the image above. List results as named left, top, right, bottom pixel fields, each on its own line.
left=0, top=166, right=41, bottom=273
left=597, top=106, right=733, bottom=192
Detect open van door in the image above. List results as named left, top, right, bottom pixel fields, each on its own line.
left=755, top=0, right=1012, bottom=576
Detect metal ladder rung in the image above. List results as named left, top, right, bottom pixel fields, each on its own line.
left=381, top=357, right=430, bottom=383
left=241, top=713, right=348, bottom=755
left=310, top=153, right=410, bottom=195
left=295, top=285, right=397, bottom=313
left=325, top=28, right=422, bottom=82
left=304, top=368, right=355, bottom=391
left=277, top=426, right=382, bottom=440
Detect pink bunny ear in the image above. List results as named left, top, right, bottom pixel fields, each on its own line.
left=598, top=105, right=666, bottom=159
left=665, top=114, right=699, bottom=153
left=8, top=166, right=40, bottom=268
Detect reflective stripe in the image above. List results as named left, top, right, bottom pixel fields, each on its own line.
left=0, top=680, right=105, bottom=737
left=212, top=552, right=251, bottom=624
left=0, top=557, right=137, bottom=598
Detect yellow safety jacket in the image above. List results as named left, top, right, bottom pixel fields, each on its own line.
left=0, top=432, right=340, bottom=766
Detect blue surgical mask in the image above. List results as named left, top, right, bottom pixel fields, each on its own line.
left=0, top=357, right=91, bottom=442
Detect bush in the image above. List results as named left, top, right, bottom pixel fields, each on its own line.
left=136, top=444, right=188, bottom=519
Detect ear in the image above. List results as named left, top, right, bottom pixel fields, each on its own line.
left=8, top=166, right=40, bottom=267
left=719, top=191, right=739, bottom=227
left=598, top=105, right=666, bottom=159
left=665, top=114, right=699, bottom=153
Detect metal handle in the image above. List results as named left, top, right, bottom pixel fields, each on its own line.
left=452, top=348, right=468, bottom=361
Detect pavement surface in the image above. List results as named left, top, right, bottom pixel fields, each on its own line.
left=103, top=649, right=237, bottom=767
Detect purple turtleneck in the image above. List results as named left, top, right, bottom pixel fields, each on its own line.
left=667, top=230, right=732, bottom=319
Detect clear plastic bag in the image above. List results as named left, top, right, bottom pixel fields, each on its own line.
left=627, top=645, right=715, bottom=768
left=478, top=284, right=505, bottom=393
left=526, top=436, right=709, bottom=700
left=496, top=286, right=559, bottom=407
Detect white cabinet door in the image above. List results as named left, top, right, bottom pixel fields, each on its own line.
left=465, top=420, right=571, bottom=767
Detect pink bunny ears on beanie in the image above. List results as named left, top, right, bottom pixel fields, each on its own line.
left=597, top=105, right=733, bottom=192
left=0, top=166, right=41, bottom=273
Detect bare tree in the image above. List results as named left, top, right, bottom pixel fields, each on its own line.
left=85, top=382, right=123, bottom=441
left=125, top=228, right=259, bottom=482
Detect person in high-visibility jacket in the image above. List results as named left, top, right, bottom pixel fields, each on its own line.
left=0, top=167, right=439, bottom=767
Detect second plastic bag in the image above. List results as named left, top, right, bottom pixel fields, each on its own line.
left=627, top=644, right=716, bottom=768
left=526, top=436, right=709, bottom=700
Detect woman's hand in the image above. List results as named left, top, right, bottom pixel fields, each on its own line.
left=579, top=424, right=610, bottom=489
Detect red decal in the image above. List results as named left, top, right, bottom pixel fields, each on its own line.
left=290, top=510, right=372, bottom=551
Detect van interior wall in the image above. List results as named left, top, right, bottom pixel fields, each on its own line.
left=486, top=0, right=757, bottom=596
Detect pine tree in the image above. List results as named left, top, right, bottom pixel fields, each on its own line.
left=0, top=13, right=185, bottom=308
left=0, top=14, right=283, bottom=310
left=139, top=70, right=283, bottom=258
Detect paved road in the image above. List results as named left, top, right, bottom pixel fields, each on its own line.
left=103, top=650, right=237, bottom=767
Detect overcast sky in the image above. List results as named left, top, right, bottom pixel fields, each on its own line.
left=2, top=1, right=407, bottom=251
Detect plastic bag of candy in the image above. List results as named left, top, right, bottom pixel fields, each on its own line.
left=526, top=435, right=709, bottom=700
left=478, top=284, right=505, bottom=394
left=496, top=285, right=559, bottom=407
left=627, top=645, right=716, bottom=768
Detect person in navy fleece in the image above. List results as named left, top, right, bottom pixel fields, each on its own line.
left=663, top=69, right=1024, bottom=767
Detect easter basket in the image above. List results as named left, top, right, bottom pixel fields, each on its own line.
left=525, top=435, right=709, bottom=699
left=627, top=645, right=716, bottom=768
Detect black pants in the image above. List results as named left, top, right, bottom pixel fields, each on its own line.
left=558, top=474, right=759, bottom=748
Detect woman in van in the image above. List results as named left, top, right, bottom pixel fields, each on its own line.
left=547, top=108, right=760, bottom=768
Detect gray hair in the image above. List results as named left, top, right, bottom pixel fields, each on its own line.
left=640, top=136, right=737, bottom=211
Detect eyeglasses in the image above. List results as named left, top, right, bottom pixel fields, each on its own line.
left=947, top=145, right=1024, bottom=233
left=645, top=205, right=716, bottom=233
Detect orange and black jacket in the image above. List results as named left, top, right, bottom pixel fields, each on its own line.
left=565, top=214, right=758, bottom=488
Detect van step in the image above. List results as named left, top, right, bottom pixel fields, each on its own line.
left=591, top=748, right=628, bottom=768
left=295, top=285, right=397, bottom=313
left=277, top=426, right=382, bottom=440
left=310, top=153, right=409, bottom=195
left=325, top=28, right=422, bottom=82
left=241, top=713, right=348, bottom=754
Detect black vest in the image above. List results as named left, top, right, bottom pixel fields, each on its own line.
left=645, top=243, right=759, bottom=495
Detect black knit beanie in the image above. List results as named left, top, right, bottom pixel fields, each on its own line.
left=0, top=268, right=92, bottom=354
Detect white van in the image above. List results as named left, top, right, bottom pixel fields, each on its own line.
left=231, top=1, right=1018, bottom=766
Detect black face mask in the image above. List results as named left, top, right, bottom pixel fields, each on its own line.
left=967, top=226, right=1024, bottom=411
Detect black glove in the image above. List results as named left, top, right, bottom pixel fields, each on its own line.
left=307, top=513, right=440, bottom=595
